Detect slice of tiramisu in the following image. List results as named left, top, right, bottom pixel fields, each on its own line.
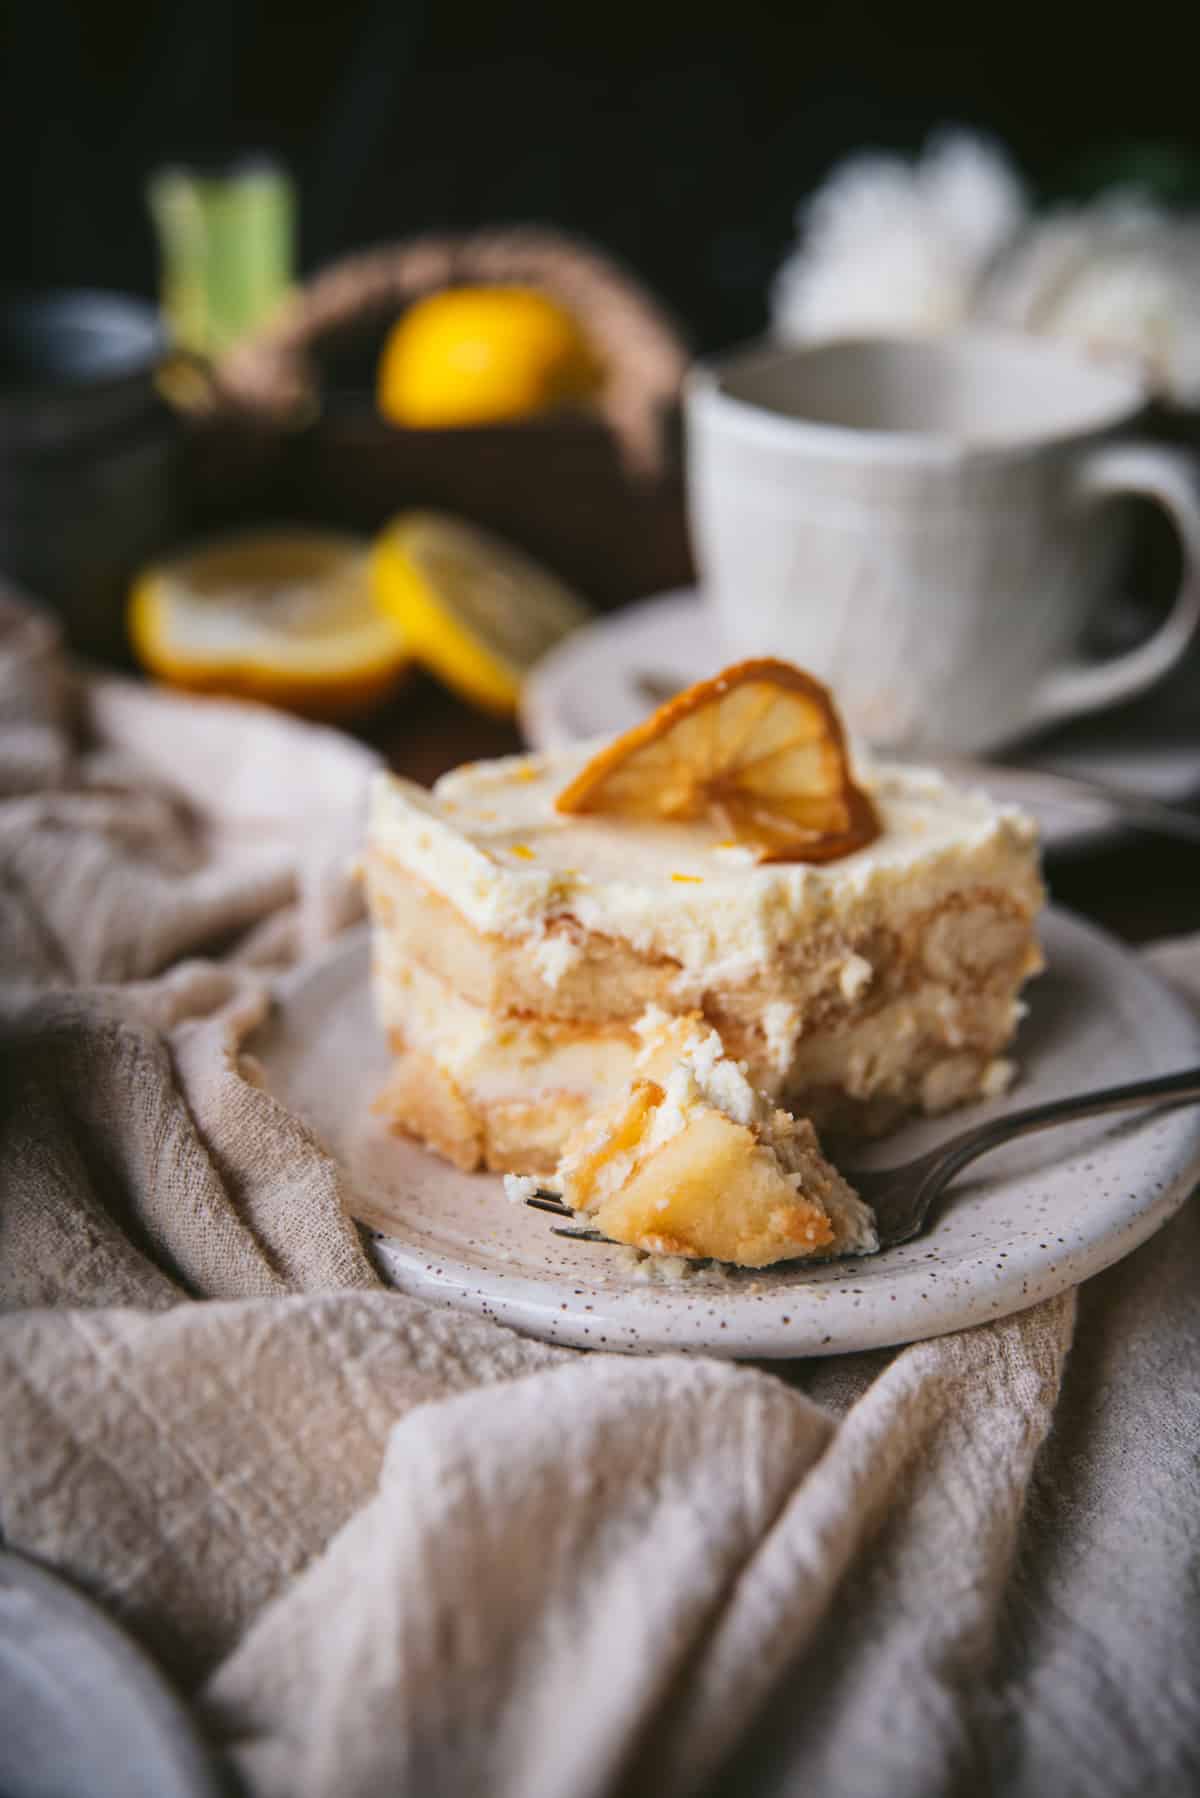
left=364, top=660, right=1043, bottom=1176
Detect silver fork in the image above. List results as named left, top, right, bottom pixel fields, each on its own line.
left=524, top=1066, right=1200, bottom=1254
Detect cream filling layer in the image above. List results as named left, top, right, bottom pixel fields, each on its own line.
left=373, top=944, right=638, bottom=1104
left=783, top=988, right=1027, bottom=1108
left=375, top=927, right=1025, bottom=1125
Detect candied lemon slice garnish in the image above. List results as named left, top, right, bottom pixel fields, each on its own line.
left=555, top=658, right=880, bottom=863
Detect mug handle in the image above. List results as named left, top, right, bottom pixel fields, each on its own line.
left=1023, top=442, right=1200, bottom=733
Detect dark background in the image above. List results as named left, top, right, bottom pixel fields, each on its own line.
left=3, top=0, right=1200, bottom=352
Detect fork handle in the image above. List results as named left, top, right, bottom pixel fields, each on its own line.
left=934, top=1065, right=1200, bottom=1186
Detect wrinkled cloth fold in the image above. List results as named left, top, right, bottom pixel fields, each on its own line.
left=1, top=586, right=1198, bottom=1798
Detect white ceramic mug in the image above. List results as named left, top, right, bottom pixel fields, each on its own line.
left=685, top=332, right=1200, bottom=753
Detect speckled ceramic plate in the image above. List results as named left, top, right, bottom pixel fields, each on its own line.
left=521, top=587, right=1200, bottom=851
left=254, top=908, right=1200, bottom=1357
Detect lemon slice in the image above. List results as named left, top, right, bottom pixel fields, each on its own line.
left=371, top=512, right=590, bottom=716
left=555, top=658, right=880, bottom=863
left=128, top=530, right=411, bottom=720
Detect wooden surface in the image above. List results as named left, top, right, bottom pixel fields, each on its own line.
left=360, top=676, right=1200, bottom=948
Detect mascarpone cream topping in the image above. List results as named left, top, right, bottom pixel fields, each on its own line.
left=368, top=742, right=1040, bottom=982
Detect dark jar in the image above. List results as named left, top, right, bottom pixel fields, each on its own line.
left=0, top=289, right=183, bottom=663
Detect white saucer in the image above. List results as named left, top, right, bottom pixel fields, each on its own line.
left=253, top=911, right=1200, bottom=1358
left=521, top=587, right=1200, bottom=850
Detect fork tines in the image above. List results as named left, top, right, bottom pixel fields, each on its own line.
left=524, top=1187, right=615, bottom=1244
left=525, top=1188, right=573, bottom=1217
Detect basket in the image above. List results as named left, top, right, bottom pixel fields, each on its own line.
left=189, top=228, right=694, bottom=609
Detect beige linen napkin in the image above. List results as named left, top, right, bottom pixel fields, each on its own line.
left=2, top=586, right=1198, bottom=1798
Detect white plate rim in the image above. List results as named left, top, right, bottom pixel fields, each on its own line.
left=258, top=909, right=1200, bottom=1358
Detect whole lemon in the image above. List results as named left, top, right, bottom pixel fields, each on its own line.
left=377, top=285, right=603, bottom=429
